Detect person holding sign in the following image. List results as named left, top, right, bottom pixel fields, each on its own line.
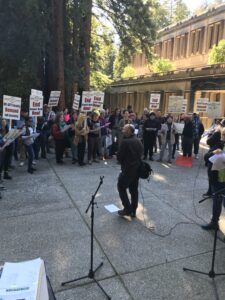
left=75, top=114, right=89, bottom=166
left=52, top=112, right=71, bottom=164
left=87, top=111, right=101, bottom=164
left=157, top=116, right=177, bottom=163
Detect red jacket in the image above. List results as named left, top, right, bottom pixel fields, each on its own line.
left=52, top=124, right=64, bottom=140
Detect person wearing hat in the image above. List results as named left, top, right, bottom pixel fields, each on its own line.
left=117, top=124, right=143, bottom=217
left=143, top=112, right=158, bottom=161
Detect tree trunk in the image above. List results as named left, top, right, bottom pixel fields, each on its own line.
left=80, top=0, right=92, bottom=91
left=53, top=0, right=65, bottom=109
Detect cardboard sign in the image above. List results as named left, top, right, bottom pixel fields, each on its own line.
left=81, top=91, right=94, bottom=112
left=48, top=91, right=61, bottom=107
left=29, top=95, right=43, bottom=117
left=182, top=99, right=188, bottom=113
left=168, top=96, right=184, bottom=113
left=149, top=94, right=160, bottom=110
left=73, top=94, right=80, bottom=110
left=196, top=98, right=209, bottom=112
left=93, top=92, right=105, bottom=109
left=207, top=102, right=221, bottom=119
left=3, top=95, right=21, bottom=120
left=31, top=89, right=43, bottom=97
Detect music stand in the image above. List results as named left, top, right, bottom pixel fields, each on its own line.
left=183, top=188, right=225, bottom=278
left=61, top=176, right=111, bottom=300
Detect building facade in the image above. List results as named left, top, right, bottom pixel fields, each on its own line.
left=106, top=4, right=225, bottom=128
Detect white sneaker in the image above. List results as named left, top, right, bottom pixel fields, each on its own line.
left=195, top=155, right=199, bottom=159
left=32, top=161, right=37, bottom=165
left=19, top=162, right=24, bottom=167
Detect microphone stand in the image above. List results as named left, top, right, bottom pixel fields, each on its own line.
left=61, top=176, right=111, bottom=300
left=183, top=187, right=225, bottom=278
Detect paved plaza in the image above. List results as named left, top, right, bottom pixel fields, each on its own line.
left=1, top=148, right=225, bottom=300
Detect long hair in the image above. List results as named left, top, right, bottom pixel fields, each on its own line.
left=55, top=112, right=63, bottom=124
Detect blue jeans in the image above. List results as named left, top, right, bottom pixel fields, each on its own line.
left=25, top=144, right=34, bottom=172
left=160, top=141, right=173, bottom=161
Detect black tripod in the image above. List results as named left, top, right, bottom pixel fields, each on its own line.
left=183, top=188, right=225, bottom=279
left=62, top=176, right=111, bottom=300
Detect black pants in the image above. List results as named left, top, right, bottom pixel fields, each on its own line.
left=193, top=138, right=200, bottom=155
left=182, top=137, right=192, bottom=157
left=172, top=134, right=179, bottom=157
left=4, top=144, right=13, bottom=172
left=88, top=136, right=99, bottom=161
left=144, top=136, right=155, bottom=159
left=25, top=144, right=34, bottom=172
left=54, top=139, right=65, bottom=163
left=211, top=182, right=225, bottom=223
left=117, top=173, right=139, bottom=213
left=78, top=140, right=86, bottom=164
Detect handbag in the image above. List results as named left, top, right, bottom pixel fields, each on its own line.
left=139, top=160, right=152, bottom=179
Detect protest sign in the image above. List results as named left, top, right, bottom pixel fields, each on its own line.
left=93, top=92, right=105, bottom=109
left=48, top=91, right=61, bottom=107
left=207, top=102, right=221, bottom=119
left=3, top=95, right=21, bottom=120
left=196, top=98, right=209, bottom=112
left=149, top=94, right=160, bottom=110
left=73, top=94, right=81, bottom=110
left=81, top=91, right=94, bottom=112
left=29, top=95, right=43, bottom=117
left=182, top=99, right=187, bottom=113
left=31, top=89, right=43, bottom=97
left=168, top=96, right=183, bottom=113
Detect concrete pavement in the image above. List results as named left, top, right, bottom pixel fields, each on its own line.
left=1, top=149, right=225, bottom=300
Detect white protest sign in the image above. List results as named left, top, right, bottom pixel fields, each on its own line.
left=207, top=102, right=221, bottom=119
left=73, top=94, right=80, bottom=110
left=174, top=122, right=185, bottom=134
left=149, top=94, right=160, bottom=110
left=3, top=95, right=21, bottom=120
left=31, top=89, right=43, bottom=97
left=196, top=98, right=209, bottom=112
left=168, top=96, right=183, bottom=113
left=48, top=91, right=61, bottom=107
left=93, top=91, right=105, bottom=109
left=182, top=99, right=187, bottom=113
left=81, top=91, right=94, bottom=112
left=29, top=95, right=43, bottom=117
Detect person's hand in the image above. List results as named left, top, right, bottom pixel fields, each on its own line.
left=213, top=148, right=222, bottom=154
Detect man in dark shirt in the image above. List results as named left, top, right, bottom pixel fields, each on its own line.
left=117, top=124, right=143, bottom=217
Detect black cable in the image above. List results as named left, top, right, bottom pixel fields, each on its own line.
left=139, top=146, right=209, bottom=238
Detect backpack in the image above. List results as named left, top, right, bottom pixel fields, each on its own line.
left=139, top=161, right=153, bottom=180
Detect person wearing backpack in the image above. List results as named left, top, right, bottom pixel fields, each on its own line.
left=117, top=124, right=143, bottom=218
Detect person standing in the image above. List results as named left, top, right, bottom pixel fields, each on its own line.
left=157, top=116, right=177, bottom=163
left=75, top=114, right=89, bottom=166
left=182, top=116, right=193, bottom=158
left=143, top=112, right=158, bottom=161
left=192, top=113, right=204, bottom=159
left=117, top=124, right=143, bottom=217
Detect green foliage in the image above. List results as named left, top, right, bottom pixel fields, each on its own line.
left=208, top=40, right=225, bottom=64
left=90, top=16, right=115, bottom=90
left=0, top=0, right=49, bottom=103
left=149, top=58, right=175, bottom=73
left=172, top=0, right=189, bottom=23
left=121, top=66, right=137, bottom=79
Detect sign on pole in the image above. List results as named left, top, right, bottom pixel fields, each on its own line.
left=149, top=94, right=160, bottom=110
left=207, top=102, right=221, bottom=119
left=168, top=96, right=183, bottom=113
left=73, top=94, right=81, bottom=110
left=48, top=91, right=61, bottom=107
left=3, top=95, right=21, bottom=120
left=93, top=92, right=105, bottom=109
left=81, top=91, right=94, bottom=112
left=29, top=95, right=43, bottom=117
left=196, top=98, right=209, bottom=112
